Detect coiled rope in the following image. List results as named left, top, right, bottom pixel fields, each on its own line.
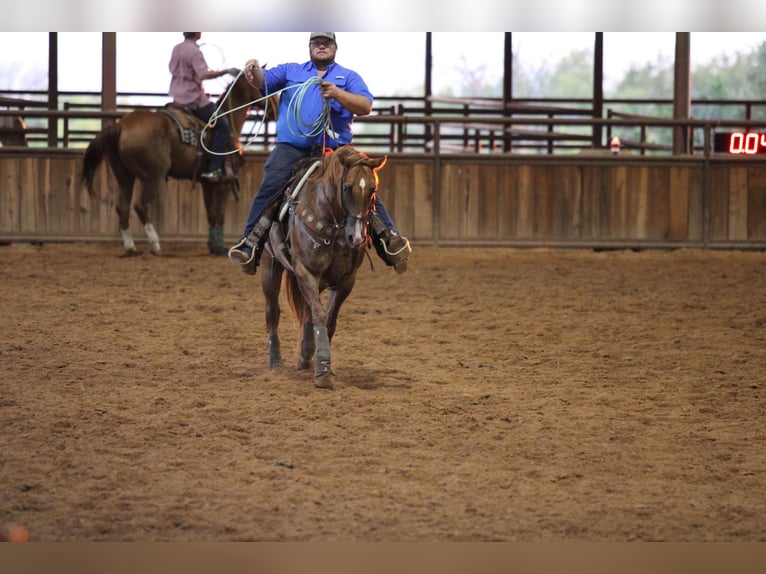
left=201, top=72, right=336, bottom=157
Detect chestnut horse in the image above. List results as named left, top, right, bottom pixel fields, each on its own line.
left=81, top=71, right=276, bottom=256
left=261, top=146, right=387, bottom=389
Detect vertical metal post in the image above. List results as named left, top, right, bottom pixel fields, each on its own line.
left=102, top=33, right=117, bottom=129
left=592, top=32, right=604, bottom=148
left=424, top=33, right=433, bottom=152
left=503, top=32, right=513, bottom=152
left=673, top=32, right=691, bottom=154
left=47, top=32, right=58, bottom=147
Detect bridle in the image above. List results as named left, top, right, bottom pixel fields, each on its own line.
left=340, top=165, right=376, bottom=232
left=290, top=163, right=375, bottom=247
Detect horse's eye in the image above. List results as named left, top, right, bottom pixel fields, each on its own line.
left=341, top=184, right=353, bottom=203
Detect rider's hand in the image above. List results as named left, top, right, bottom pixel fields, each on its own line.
left=245, top=59, right=264, bottom=88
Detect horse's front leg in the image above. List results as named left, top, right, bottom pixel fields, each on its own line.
left=202, top=181, right=231, bottom=256
left=261, top=251, right=284, bottom=370
left=326, top=275, right=357, bottom=341
left=312, top=324, right=334, bottom=389
left=293, top=263, right=333, bottom=389
left=297, top=320, right=315, bottom=371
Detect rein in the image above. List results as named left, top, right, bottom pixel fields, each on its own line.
left=199, top=70, right=272, bottom=156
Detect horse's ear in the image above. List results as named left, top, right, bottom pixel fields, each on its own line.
left=372, top=155, right=388, bottom=172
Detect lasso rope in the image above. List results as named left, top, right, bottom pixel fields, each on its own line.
left=199, top=68, right=268, bottom=157
left=282, top=76, right=336, bottom=142
left=200, top=71, right=337, bottom=156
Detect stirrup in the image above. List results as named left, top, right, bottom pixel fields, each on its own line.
left=381, top=233, right=411, bottom=263
left=228, top=235, right=258, bottom=267
left=377, top=232, right=411, bottom=275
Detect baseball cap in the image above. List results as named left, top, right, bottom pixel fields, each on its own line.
left=309, top=32, right=336, bottom=43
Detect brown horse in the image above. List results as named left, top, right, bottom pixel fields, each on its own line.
left=80, top=71, right=277, bottom=256
left=261, top=146, right=388, bottom=389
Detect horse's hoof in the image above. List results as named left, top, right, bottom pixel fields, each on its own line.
left=208, top=245, right=228, bottom=256
left=314, top=374, right=335, bottom=390
left=122, top=249, right=140, bottom=258
left=296, top=359, right=312, bottom=371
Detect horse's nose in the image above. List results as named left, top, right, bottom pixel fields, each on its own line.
left=346, top=218, right=366, bottom=247
left=346, top=231, right=365, bottom=248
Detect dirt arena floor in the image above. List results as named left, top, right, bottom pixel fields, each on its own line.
left=1, top=240, right=765, bottom=542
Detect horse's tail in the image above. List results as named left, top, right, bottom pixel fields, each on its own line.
left=81, top=124, right=121, bottom=197
left=283, top=271, right=311, bottom=326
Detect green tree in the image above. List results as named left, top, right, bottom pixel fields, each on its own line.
left=539, top=49, right=594, bottom=98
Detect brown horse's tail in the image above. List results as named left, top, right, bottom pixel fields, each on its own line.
left=283, top=271, right=310, bottom=326
left=81, top=124, right=121, bottom=197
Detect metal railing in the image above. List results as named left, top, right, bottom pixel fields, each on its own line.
left=4, top=90, right=766, bottom=156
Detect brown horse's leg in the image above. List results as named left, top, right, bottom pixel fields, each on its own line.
left=260, top=251, right=284, bottom=370
left=313, top=326, right=334, bottom=389
left=111, top=166, right=138, bottom=256
left=134, top=178, right=165, bottom=255
left=298, top=321, right=315, bottom=371
left=202, top=181, right=230, bottom=256
left=292, top=264, right=335, bottom=388
left=308, top=281, right=355, bottom=390
left=325, top=277, right=357, bottom=341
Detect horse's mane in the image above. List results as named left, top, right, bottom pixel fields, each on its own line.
left=217, top=73, right=279, bottom=121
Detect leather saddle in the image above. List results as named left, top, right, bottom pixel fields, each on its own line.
left=159, top=103, right=207, bottom=148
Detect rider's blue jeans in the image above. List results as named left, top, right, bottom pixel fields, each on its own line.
left=193, top=102, right=230, bottom=173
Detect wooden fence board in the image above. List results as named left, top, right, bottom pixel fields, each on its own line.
left=747, top=165, right=766, bottom=239
left=668, top=166, right=690, bottom=241
left=411, top=162, right=433, bottom=241
left=554, top=165, right=582, bottom=239
left=462, top=163, right=479, bottom=238
left=646, top=166, right=670, bottom=240
left=379, top=160, right=414, bottom=237
left=516, top=164, right=535, bottom=238
left=477, top=162, right=498, bottom=239
left=728, top=167, right=748, bottom=241
left=686, top=165, right=703, bottom=242
left=3, top=153, right=766, bottom=248
left=532, top=164, right=554, bottom=238
left=496, top=164, right=517, bottom=239
left=580, top=165, right=604, bottom=240
left=707, top=166, right=728, bottom=242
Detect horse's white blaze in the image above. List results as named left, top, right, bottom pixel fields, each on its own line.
left=346, top=175, right=369, bottom=247
left=120, top=228, right=136, bottom=251
left=351, top=218, right=366, bottom=246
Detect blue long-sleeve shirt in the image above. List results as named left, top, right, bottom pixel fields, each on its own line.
left=263, top=61, right=373, bottom=149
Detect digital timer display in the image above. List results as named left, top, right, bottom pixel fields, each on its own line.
left=714, top=131, right=766, bottom=155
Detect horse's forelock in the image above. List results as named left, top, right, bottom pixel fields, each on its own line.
left=317, top=148, right=386, bottom=185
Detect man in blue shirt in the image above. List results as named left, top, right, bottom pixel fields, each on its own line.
left=228, top=32, right=411, bottom=274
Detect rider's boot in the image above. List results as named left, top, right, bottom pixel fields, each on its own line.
left=370, top=211, right=412, bottom=274
left=228, top=214, right=271, bottom=275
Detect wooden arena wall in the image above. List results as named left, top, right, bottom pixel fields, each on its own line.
left=1, top=152, right=766, bottom=249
